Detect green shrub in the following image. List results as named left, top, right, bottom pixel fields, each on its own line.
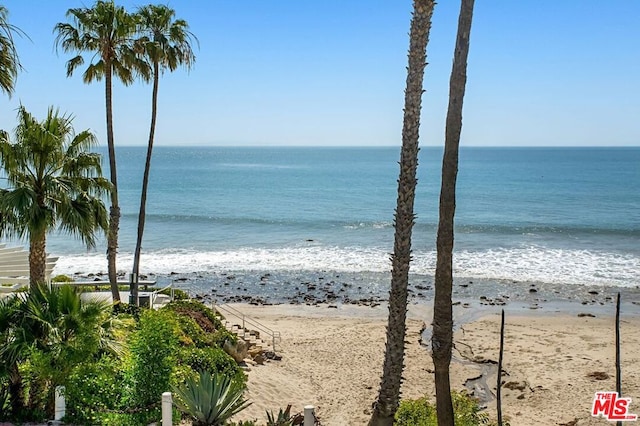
left=51, top=274, right=74, bottom=283
left=394, top=397, right=435, bottom=426
left=163, top=300, right=234, bottom=347
left=179, top=346, right=245, bottom=386
left=92, top=410, right=162, bottom=426
left=165, top=300, right=225, bottom=329
left=64, top=356, right=124, bottom=425
left=394, top=391, right=497, bottom=426
left=128, top=309, right=179, bottom=408
left=161, top=287, right=189, bottom=300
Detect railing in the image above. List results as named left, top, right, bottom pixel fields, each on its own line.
left=212, top=301, right=281, bottom=352
left=150, top=283, right=174, bottom=307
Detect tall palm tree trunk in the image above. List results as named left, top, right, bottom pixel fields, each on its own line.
left=28, top=230, right=46, bottom=289
left=105, top=64, right=121, bottom=303
left=369, top=1, right=434, bottom=425
left=432, top=1, right=474, bottom=425
left=132, top=62, right=159, bottom=301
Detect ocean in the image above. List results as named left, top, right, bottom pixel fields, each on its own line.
left=40, top=146, right=639, bottom=302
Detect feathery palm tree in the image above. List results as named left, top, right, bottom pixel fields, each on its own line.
left=54, top=0, right=145, bottom=303
left=432, top=1, right=475, bottom=424
left=0, top=5, right=25, bottom=97
left=0, top=106, right=110, bottom=288
left=0, top=284, right=119, bottom=417
left=369, top=1, right=435, bottom=425
left=131, top=4, right=197, bottom=304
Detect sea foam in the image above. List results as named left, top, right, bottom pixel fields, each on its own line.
left=53, top=245, right=640, bottom=288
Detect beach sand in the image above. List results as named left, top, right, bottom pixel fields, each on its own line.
left=227, top=302, right=640, bottom=426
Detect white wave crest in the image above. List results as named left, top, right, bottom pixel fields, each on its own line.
left=53, top=246, right=640, bottom=287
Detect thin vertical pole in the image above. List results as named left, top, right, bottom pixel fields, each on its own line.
left=497, top=309, right=505, bottom=426
left=616, top=292, right=622, bottom=426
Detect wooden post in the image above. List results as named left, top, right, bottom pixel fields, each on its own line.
left=162, top=392, right=172, bottom=426
left=616, top=292, right=622, bottom=426
left=304, top=405, right=315, bottom=426
left=129, top=273, right=138, bottom=306
left=497, top=309, right=505, bottom=426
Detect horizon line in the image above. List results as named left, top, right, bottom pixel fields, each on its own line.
left=112, top=144, right=640, bottom=149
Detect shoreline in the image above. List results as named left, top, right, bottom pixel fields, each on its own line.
left=63, top=269, right=640, bottom=313
left=224, top=302, right=640, bottom=426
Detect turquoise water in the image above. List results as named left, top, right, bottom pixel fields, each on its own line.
left=44, top=146, right=639, bottom=289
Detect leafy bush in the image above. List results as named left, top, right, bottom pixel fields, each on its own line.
left=395, top=391, right=499, bottom=426
left=173, top=370, right=251, bottom=426
left=64, top=356, right=124, bottom=425
left=51, top=274, right=74, bottom=282
left=88, top=410, right=162, bottom=426
left=128, top=309, right=179, bottom=408
left=394, top=397, right=436, bottom=426
left=161, top=287, right=189, bottom=300
left=179, top=346, right=245, bottom=386
left=163, top=300, right=234, bottom=347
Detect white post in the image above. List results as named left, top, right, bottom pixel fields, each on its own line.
left=54, top=386, right=65, bottom=421
left=304, top=405, right=315, bottom=426
left=162, top=392, right=172, bottom=426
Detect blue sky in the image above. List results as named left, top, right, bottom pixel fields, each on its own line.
left=1, top=0, right=639, bottom=147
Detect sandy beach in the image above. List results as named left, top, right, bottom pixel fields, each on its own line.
left=227, top=301, right=640, bottom=426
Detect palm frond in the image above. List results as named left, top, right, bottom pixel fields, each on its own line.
left=0, top=106, right=109, bottom=280
left=133, top=4, right=198, bottom=78
left=0, top=5, right=26, bottom=96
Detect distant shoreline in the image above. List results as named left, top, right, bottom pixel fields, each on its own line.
left=63, top=268, right=640, bottom=317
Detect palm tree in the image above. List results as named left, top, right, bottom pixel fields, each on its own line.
left=0, top=5, right=25, bottom=97
left=0, top=106, right=110, bottom=288
left=54, top=0, right=145, bottom=303
left=369, top=1, right=435, bottom=425
left=0, top=284, right=119, bottom=418
left=131, top=4, right=196, bottom=304
left=432, top=1, right=475, bottom=424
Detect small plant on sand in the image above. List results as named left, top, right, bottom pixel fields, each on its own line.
left=394, top=391, right=504, bottom=426
left=172, top=370, right=250, bottom=426
left=266, top=404, right=304, bottom=425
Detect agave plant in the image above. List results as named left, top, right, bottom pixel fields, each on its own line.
left=172, top=370, right=251, bottom=426
left=266, top=404, right=304, bottom=426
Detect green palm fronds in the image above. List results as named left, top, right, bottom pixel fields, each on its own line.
left=0, top=106, right=110, bottom=287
